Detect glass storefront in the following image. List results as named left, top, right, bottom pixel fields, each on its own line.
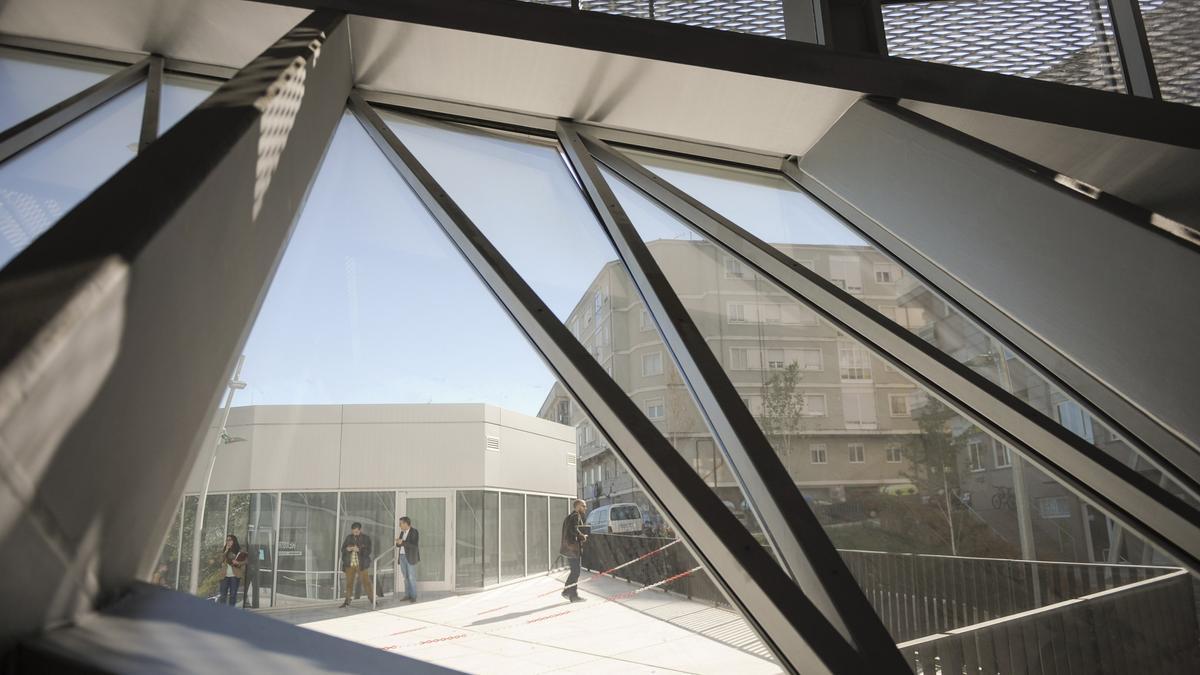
left=160, top=487, right=570, bottom=604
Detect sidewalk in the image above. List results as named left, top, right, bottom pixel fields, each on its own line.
left=300, top=572, right=782, bottom=673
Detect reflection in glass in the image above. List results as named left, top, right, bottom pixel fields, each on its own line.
left=455, top=490, right=485, bottom=589
left=384, top=111, right=776, bottom=548
left=0, top=48, right=117, bottom=130
left=602, top=159, right=1197, bottom=658
left=631, top=148, right=1197, bottom=557
left=339, top=491, right=396, bottom=597
left=0, top=82, right=146, bottom=269
left=406, top=496, right=447, bottom=583
left=483, top=491, right=499, bottom=585
left=501, top=492, right=526, bottom=581
left=526, top=495, right=549, bottom=574
left=277, top=492, right=338, bottom=604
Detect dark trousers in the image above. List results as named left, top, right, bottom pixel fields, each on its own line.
left=564, top=556, right=581, bottom=598
left=219, top=576, right=240, bottom=606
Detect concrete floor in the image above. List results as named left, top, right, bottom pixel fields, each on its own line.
left=296, top=572, right=782, bottom=673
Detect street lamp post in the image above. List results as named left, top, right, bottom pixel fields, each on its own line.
left=189, top=355, right=247, bottom=595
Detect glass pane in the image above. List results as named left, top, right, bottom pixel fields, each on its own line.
left=501, top=492, right=526, bottom=581
left=151, top=503, right=182, bottom=590
left=628, top=148, right=1197, bottom=517
left=526, top=495, right=549, bottom=574
left=455, top=490, right=485, bottom=589
left=405, top=497, right=447, bottom=583
left=178, top=495, right=198, bottom=592
left=196, top=493, right=228, bottom=600
left=0, top=82, right=146, bottom=269
left=160, top=74, right=220, bottom=135
left=483, top=490, right=499, bottom=585
left=0, top=47, right=118, bottom=130
left=277, top=492, right=338, bottom=606
left=1140, top=0, right=1200, bottom=106
left=339, top=491, right=395, bottom=570
left=244, top=493, right=278, bottom=608
left=603, top=160, right=1198, bottom=659
left=383, top=110, right=777, bottom=553
left=882, top=0, right=1125, bottom=92
left=174, top=111, right=778, bottom=672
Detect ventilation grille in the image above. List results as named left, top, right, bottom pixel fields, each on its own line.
left=486, top=435, right=501, bottom=451
left=567, top=453, right=577, bottom=465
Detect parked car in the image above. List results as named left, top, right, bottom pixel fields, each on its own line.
left=587, top=502, right=644, bottom=534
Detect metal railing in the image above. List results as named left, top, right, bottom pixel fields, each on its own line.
left=582, top=532, right=1200, bottom=668
left=897, top=568, right=1200, bottom=674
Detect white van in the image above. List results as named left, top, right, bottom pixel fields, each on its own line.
left=586, top=503, right=643, bottom=534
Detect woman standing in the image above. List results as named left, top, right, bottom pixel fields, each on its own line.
left=216, top=534, right=246, bottom=606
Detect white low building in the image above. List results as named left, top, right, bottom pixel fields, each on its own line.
left=157, top=404, right=577, bottom=606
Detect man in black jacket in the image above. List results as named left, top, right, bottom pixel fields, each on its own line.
left=560, top=499, right=588, bottom=602
left=396, top=516, right=420, bottom=602
left=339, top=522, right=373, bottom=608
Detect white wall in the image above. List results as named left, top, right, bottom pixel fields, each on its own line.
left=184, top=403, right=574, bottom=496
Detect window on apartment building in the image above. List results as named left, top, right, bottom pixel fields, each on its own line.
left=802, top=394, right=826, bottom=416
left=886, top=444, right=903, bottom=463
left=878, top=305, right=927, bottom=330
left=967, top=440, right=986, bottom=472
left=1056, top=400, right=1096, bottom=444
left=838, top=344, right=872, bottom=381
left=569, top=317, right=579, bottom=338
left=829, top=257, right=863, bottom=293
left=1037, top=496, right=1072, bottom=519
left=727, top=302, right=747, bottom=323
left=781, top=304, right=818, bottom=326
left=645, top=398, right=665, bottom=420
left=889, top=394, right=911, bottom=417
left=874, top=263, right=899, bottom=284
left=639, top=307, right=652, bottom=331
left=994, top=443, right=1012, bottom=468
left=842, top=391, right=878, bottom=429
left=557, top=399, right=571, bottom=425
left=642, top=351, right=664, bottom=376
left=593, top=289, right=604, bottom=317
left=724, top=256, right=746, bottom=278
left=848, top=443, right=865, bottom=463
left=761, top=303, right=781, bottom=324
left=766, top=349, right=785, bottom=370
left=730, top=347, right=750, bottom=370
left=797, top=348, right=822, bottom=371
left=810, top=444, right=828, bottom=464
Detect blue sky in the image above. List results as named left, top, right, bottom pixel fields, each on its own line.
left=237, top=113, right=866, bottom=415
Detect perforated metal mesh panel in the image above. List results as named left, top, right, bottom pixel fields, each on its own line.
left=882, top=0, right=1126, bottom=92
left=1140, top=0, right=1200, bottom=105
left=528, top=0, right=786, bottom=38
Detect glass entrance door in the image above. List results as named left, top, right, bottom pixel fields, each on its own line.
left=398, top=492, right=453, bottom=592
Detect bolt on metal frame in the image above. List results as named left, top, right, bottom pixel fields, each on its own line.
left=556, top=121, right=907, bottom=670
left=347, top=92, right=878, bottom=674
left=579, top=130, right=1200, bottom=575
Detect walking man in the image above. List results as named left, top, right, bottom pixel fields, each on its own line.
left=560, top=499, right=588, bottom=602
left=340, top=522, right=374, bottom=608
left=396, top=516, right=420, bottom=602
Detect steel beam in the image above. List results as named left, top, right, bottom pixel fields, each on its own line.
left=348, top=92, right=875, bottom=674
left=260, top=0, right=1200, bottom=149
left=796, top=99, right=1200, bottom=492
left=0, top=57, right=149, bottom=164
left=137, top=55, right=164, bottom=153
left=0, top=10, right=351, bottom=643
left=581, top=131, right=1200, bottom=575
left=556, top=121, right=906, bottom=670
left=1106, top=0, right=1161, bottom=99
